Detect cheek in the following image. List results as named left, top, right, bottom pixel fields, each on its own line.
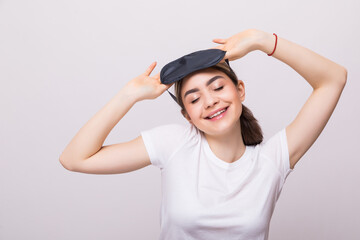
left=220, top=90, right=238, bottom=102
left=184, top=104, right=201, bottom=119
left=186, top=105, right=197, bottom=117
left=229, top=88, right=242, bottom=101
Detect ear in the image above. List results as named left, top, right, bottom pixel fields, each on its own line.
left=237, top=80, right=246, bottom=102
left=181, top=109, right=192, bottom=123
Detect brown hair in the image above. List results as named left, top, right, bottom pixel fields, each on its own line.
left=174, top=62, right=263, bottom=146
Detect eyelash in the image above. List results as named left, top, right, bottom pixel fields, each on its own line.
left=190, top=86, right=224, bottom=104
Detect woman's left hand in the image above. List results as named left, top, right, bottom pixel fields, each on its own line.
left=211, top=29, right=266, bottom=62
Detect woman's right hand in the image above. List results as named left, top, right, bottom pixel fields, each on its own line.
left=124, top=61, right=173, bottom=102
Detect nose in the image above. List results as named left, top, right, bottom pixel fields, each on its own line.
left=204, top=92, right=219, bottom=109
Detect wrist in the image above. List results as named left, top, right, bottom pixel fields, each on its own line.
left=255, top=30, right=277, bottom=55
left=118, top=85, right=141, bottom=104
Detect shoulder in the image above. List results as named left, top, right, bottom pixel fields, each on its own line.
left=140, top=122, right=199, bottom=145
left=140, top=122, right=200, bottom=169
left=255, top=128, right=292, bottom=176
left=141, top=122, right=192, bottom=136
left=259, top=128, right=287, bottom=152
left=151, top=122, right=189, bottom=132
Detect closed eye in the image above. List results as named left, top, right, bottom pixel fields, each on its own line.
left=191, top=98, right=199, bottom=104
left=191, top=86, right=224, bottom=104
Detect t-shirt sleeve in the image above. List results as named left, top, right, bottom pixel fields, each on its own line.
left=140, top=123, right=189, bottom=170
left=261, top=128, right=294, bottom=192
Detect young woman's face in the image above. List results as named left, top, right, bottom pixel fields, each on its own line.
left=180, top=68, right=245, bottom=137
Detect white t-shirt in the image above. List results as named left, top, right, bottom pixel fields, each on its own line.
left=141, top=122, right=293, bottom=240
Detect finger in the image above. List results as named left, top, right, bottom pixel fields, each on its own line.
left=219, top=52, right=231, bottom=63
left=153, top=72, right=160, bottom=78
left=144, top=61, right=157, bottom=76
left=210, top=45, right=223, bottom=50
left=162, top=81, right=174, bottom=90
left=212, top=38, right=227, bottom=44
left=224, top=54, right=232, bottom=62
left=153, top=72, right=161, bottom=82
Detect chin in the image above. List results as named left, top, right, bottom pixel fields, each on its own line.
left=192, top=105, right=241, bottom=134
left=200, top=120, right=240, bottom=137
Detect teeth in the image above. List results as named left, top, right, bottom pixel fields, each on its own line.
left=208, top=109, right=226, bottom=119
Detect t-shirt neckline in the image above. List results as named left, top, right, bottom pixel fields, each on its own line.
left=201, top=133, right=251, bottom=169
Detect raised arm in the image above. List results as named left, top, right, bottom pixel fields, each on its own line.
left=59, top=62, right=172, bottom=174
left=212, top=29, right=347, bottom=169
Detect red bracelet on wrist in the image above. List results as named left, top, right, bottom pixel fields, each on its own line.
left=267, top=33, right=278, bottom=56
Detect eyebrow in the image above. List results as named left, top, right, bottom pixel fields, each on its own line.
left=184, top=75, right=224, bottom=99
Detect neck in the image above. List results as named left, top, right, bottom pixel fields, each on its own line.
left=204, top=120, right=246, bottom=163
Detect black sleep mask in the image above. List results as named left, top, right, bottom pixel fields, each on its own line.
left=160, top=49, right=230, bottom=104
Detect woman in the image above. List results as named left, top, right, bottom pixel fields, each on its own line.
left=59, top=29, right=347, bottom=239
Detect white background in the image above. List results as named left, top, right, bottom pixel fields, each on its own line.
left=0, top=0, right=359, bottom=239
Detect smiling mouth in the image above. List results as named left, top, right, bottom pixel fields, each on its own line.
left=205, top=107, right=229, bottom=119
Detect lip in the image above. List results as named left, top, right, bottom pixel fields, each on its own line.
left=205, top=106, right=228, bottom=119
